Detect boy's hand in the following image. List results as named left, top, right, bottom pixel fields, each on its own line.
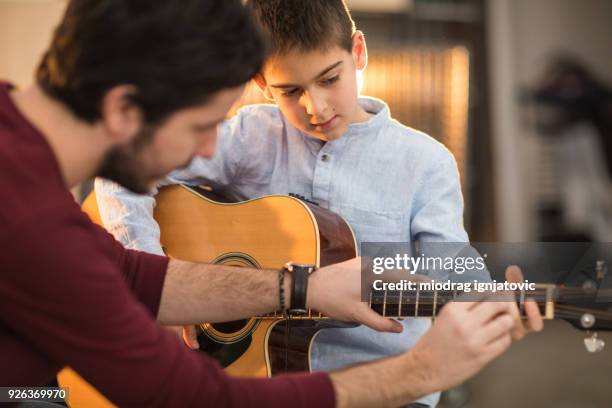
left=183, top=325, right=200, bottom=349
left=307, top=257, right=404, bottom=333
left=504, top=265, right=544, bottom=339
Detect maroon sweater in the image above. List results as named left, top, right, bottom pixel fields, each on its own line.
left=0, top=82, right=335, bottom=407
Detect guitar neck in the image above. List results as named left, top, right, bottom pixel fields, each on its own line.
left=256, top=284, right=557, bottom=320
left=368, top=283, right=556, bottom=320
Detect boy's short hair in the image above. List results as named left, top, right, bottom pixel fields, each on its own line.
left=37, top=0, right=264, bottom=125
left=245, top=0, right=356, bottom=56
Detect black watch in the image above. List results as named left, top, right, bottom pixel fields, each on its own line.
left=284, top=262, right=316, bottom=314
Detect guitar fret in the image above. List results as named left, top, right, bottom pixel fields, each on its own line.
left=382, top=290, right=387, bottom=317
left=370, top=290, right=385, bottom=316
left=385, top=291, right=400, bottom=317
left=432, top=289, right=437, bottom=318
left=519, top=288, right=525, bottom=317
left=400, top=290, right=415, bottom=317
left=398, top=290, right=403, bottom=318
left=418, top=289, right=434, bottom=317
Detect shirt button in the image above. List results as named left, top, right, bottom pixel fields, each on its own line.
left=321, top=154, right=330, bottom=162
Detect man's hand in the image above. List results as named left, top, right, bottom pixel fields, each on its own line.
left=307, top=257, right=404, bottom=333
left=326, top=263, right=545, bottom=408
left=407, top=266, right=544, bottom=392
left=410, top=299, right=516, bottom=392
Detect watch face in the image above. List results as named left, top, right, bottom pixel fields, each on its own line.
left=290, top=263, right=316, bottom=273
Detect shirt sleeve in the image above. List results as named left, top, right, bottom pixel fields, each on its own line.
left=410, top=149, right=490, bottom=282
left=410, top=148, right=469, bottom=243
left=94, top=177, right=166, bottom=255
left=94, top=113, right=247, bottom=255
left=0, top=206, right=335, bottom=408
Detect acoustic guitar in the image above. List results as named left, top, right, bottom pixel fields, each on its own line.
left=57, top=184, right=612, bottom=407
left=58, top=184, right=358, bottom=407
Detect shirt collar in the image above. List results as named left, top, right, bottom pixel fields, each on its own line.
left=345, top=96, right=390, bottom=136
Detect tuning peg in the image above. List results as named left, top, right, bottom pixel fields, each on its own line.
left=580, top=313, right=595, bottom=328
left=584, top=331, right=605, bottom=353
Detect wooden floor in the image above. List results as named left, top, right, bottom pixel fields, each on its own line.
left=441, top=320, right=612, bottom=408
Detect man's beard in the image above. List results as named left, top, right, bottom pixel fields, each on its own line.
left=97, top=125, right=158, bottom=194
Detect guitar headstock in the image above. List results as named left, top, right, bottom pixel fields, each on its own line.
left=554, top=287, right=612, bottom=332
left=552, top=260, right=612, bottom=353
left=553, top=260, right=612, bottom=332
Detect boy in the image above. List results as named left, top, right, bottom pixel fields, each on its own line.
left=97, top=1, right=484, bottom=406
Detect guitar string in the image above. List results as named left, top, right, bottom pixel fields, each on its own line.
left=255, top=289, right=612, bottom=320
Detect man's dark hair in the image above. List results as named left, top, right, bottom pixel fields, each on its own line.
left=245, top=0, right=356, bottom=56
left=37, top=0, right=265, bottom=124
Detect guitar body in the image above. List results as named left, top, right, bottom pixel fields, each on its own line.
left=58, top=185, right=357, bottom=407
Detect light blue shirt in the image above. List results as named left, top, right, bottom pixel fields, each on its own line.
left=96, top=97, right=470, bottom=407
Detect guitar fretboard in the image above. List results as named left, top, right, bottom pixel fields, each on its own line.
left=256, top=284, right=556, bottom=320
left=369, top=284, right=556, bottom=319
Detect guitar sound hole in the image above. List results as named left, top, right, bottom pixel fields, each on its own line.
left=211, top=319, right=248, bottom=334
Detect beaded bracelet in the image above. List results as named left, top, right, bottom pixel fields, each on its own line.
left=278, top=267, right=286, bottom=313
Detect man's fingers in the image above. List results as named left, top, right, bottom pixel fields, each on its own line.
left=357, top=305, right=403, bottom=333
left=182, top=325, right=200, bottom=349
left=471, top=300, right=514, bottom=327
left=481, top=313, right=514, bottom=344
left=483, top=331, right=513, bottom=361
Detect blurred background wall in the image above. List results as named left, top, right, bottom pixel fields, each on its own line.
left=0, top=0, right=66, bottom=88
left=488, top=0, right=612, bottom=242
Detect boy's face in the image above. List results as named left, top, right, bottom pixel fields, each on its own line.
left=256, top=32, right=369, bottom=142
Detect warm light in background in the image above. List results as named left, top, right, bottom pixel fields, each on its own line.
left=444, top=46, right=470, bottom=185
left=226, top=81, right=267, bottom=118
left=362, top=46, right=470, bottom=185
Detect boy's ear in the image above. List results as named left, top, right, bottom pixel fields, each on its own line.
left=253, top=73, right=275, bottom=102
left=351, top=30, right=368, bottom=70
left=100, top=85, right=143, bottom=144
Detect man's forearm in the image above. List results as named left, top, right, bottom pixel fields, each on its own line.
left=157, top=259, right=291, bottom=324
left=330, top=352, right=434, bottom=408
